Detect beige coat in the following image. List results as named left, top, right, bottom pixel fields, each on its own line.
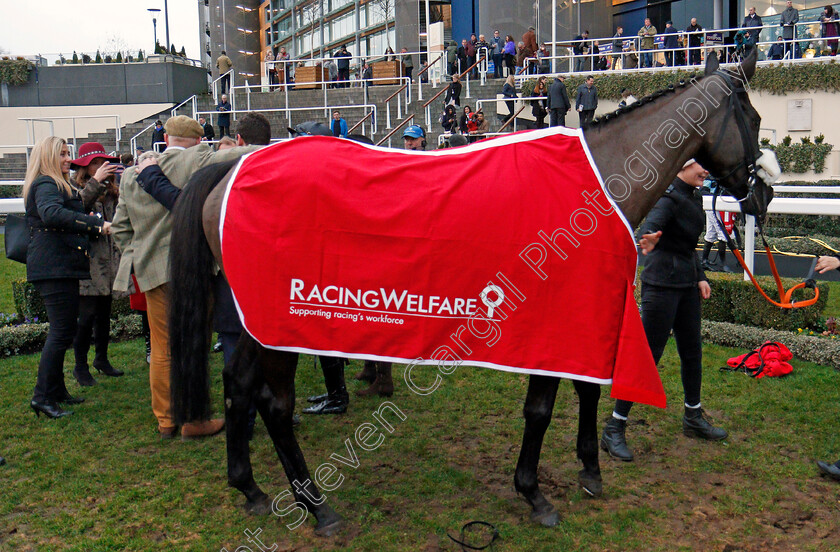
left=111, top=143, right=257, bottom=293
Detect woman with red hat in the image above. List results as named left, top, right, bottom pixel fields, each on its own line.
left=24, top=137, right=109, bottom=418
left=69, top=142, right=125, bottom=386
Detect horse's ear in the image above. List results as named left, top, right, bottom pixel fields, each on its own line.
left=704, top=51, right=720, bottom=76
left=741, top=48, right=757, bottom=81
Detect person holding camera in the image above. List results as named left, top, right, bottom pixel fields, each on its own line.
left=24, top=137, right=110, bottom=418
left=69, top=142, right=126, bottom=386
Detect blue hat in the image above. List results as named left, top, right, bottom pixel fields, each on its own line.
left=403, top=125, right=425, bottom=139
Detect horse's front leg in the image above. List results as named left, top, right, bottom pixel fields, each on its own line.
left=224, top=335, right=271, bottom=513
left=573, top=380, right=602, bottom=497
left=514, top=374, right=560, bottom=527
left=258, top=350, right=343, bottom=537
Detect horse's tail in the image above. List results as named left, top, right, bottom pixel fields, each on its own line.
left=169, top=159, right=239, bottom=425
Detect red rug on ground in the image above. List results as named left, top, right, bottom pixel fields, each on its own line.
left=220, top=128, right=665, bottom=408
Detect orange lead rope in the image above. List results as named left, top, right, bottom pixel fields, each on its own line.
left=712, top=191, right=819, bottom=310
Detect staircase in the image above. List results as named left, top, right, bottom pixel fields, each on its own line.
left=0, top=76, right=521, bottom=180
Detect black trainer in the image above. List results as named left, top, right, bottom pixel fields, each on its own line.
left=817, top=459, right=840, bottom=481
left=683, top=407, right=728, bottom=440
left=600, top=417, right=634, bottom=461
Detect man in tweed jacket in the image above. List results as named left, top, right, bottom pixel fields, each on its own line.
left=112, top=115, right=257, bottom=439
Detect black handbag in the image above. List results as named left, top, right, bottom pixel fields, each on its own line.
left=4, top=214, right=29, bottom=264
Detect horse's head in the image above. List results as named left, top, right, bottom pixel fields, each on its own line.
left=695, top=49, right=777, bottom=221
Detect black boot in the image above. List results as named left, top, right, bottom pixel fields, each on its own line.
left=683, top=407, right=728, bottom=440
left=701, top=241, right=714, bottom=271
left=73, top=366, right=97, bottom=387
left=302, top=357, right=348, bottom=415
left=30, top=399, right=73, bottom=419
left=816, top=459, right=840, bottom=481
left=600, top=417, right=634, bottom=461
left=93, top=361, right=124, bottom=377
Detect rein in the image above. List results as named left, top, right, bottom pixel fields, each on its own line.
left=706, top=68, right=818, bottom=309
left=711, top=190, right=819, bottom=309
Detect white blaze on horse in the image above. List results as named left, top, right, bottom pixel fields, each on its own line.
left=168, top=50, right=774, bottom=534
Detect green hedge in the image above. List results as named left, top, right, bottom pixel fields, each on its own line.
left=700, top=272, right=827, bottom=331
left=0, top=58, right=34, bottom=86
left=702, top=320, right=840, bottom=368
left=12, top=278, right=131, bottom=322
left=522, top=60, right=840, bottom=101
left=764, top=137, right=834, bottom=174
left=0, top=314, right=143, bottom=357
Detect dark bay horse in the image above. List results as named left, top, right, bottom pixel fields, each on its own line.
left=168, top=50, right=774, bottom=534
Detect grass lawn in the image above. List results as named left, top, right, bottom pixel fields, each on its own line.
left=1, top=337, right=839, bottom=551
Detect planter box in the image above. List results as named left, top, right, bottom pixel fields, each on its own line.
left=371, top=61, right=403, bottom=86
left=294, top=66, right=328, bottom=89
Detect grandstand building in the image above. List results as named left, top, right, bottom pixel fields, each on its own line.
left=202, top=0, right=833, bottom=81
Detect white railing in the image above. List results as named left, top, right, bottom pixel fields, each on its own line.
left=19, top=115, right=121, bottom=154
left=704, top=195, right=840, bottom=281
left=129, top=122, right=156, bottom=157
left=212, top=69, right=234, bottom=103
left=0, top=198, right=25, bottom=213
left=171, top=95, right=198, bottom=118
left=195, top=104, right=378, bottom=137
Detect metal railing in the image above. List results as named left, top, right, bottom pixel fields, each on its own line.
left=212, top=69, right=234, bottom=103
left=19, top=116, right=120, bottom=153
left=376, top=115, right=415, bottom=148
left=423, top=57, right=485, bottom=132
left=415, top=53, right=444, bottom=102
left=130, top=123, right=157, bottom=156
left=195, top=104, right=378, bottom=137
left=171, top=95, right=198, bottom=119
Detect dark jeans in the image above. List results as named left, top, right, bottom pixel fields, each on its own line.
left=689, top=47, right=701, bottom=65
left=32, top=279, right=79, bottom=402
left=614, top=283, right=703, bottom=417
left=579, top=109, right=595, bottom=128
left=493, top=54, right=503, bottom=77
left=404, top=67, right=413, bottom=81
left=467, top=56, right=476, bottom=77
left=220, top=74, right=231, bottom=94
left=338, top=67, right=350, bottom=87
left=549, top=108, right=566, bottom=127
left=73, top=295, right=113, bottom=370
left=641, top=51, right=653, bottom=68
left=665, top=51, right=674, bottom=66
left=219, top=125, right=230, bottom=138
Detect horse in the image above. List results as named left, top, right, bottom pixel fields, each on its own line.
left=168, top=50, right=774, bottom=534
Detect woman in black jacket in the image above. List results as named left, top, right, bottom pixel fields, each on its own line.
left=440, top=105, right=457, bottom=133
left=501, top=75, right=517, bottom=123
left=444, top=74, right=461, bottom=107
left=24, top=137, right=108, bottom=418
left=600, top=159, right=726, bottom=461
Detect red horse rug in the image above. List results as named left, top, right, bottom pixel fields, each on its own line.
left=220, top=127, right=666, bottom=408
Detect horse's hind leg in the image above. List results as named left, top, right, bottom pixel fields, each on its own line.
left=573, top=380, right=602, bottom=497
left=257, top=350, right=342, bottom=537
left=514, top=375, right=560, bottom=527
left=223, top=335, right=270, bottom=513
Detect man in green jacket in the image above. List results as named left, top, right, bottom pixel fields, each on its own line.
left=112, top=115, right=257, bottom=440
left=638, top=18, right=657, bottom=68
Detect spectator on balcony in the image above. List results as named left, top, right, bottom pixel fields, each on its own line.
left=575, top=75, right=598, bottom=128
left=199, top=117, right=214, bottom=142
left=821, top=5, right=839, bottom=56
left=277, top=47, right=290, bottom=87
left=217, top=94, right=232, bottom=138
left=572, top=30, right=590, bottom=72
left=401, top=47, right=414, bottom=81
left=662, top=21, right=680, bottom=66
left=548, top=74, right=571, bottom=127
left=457, top=39, right=469, bottom=75
left=476, top=34, right=491, bottom=70
left=216, top=51, right=232, bottom=94
left=592, top=41, right=609, bottom=70
left=265, top=49, right=276, bottom=88
left=638, top=18, right=657, bottom=68
left=504, top=35, right=517, bottom=77
left=742, top=6, right=764, bottom=51
left=335, top=44, right=351, bottom=88
left=466, top=37, right=478, bottom=77
left=385, top=46, right=395, bottom=62
left=361, top=61, right=372, bottom=87
left=768, top=36, right=785, bottom=59
left=444, top=74, right=462, bottom=107
left=686, top=18, right=704, bottom=65
left=491, top=30, right=504, bottom=78
left=522, top=26, right=538, bottom=74
left=538, top=43, right=551, bottom=73
left=612, top=27, right=625, bottom=70
left=624, top=42, right=639, bottom=69
left=780, top=0, right=799, bottom=58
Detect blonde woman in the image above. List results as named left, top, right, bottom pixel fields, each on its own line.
left=24, top=136, right=108, bottom=418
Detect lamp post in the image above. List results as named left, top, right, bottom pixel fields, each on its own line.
left=164, top=0, right=171, bottom=55
left=148, top=8, right=161, bottom=50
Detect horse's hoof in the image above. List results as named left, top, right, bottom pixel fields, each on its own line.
left=243, top=495, right=271, bottom=516
left=578, top=469, right=602, bottom=498
left=314, top=515, right=343, bottom=537
left=530, top=506, right=560, bottom=527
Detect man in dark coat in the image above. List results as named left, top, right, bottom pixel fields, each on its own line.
left=151, top=120, right=165, bottom=152
left=742, top=6, right=763, bottom=50
left=575, top=76, right=598, bottom=128
left=780, top=0, right=799, bottom=58
left=334, top=44, right=351, bottom=88
left=548, top=75, right=571, bottom=127
left=662, top=21, right=680, bottom=66
left=573, top=30, right=589, bottom=72
left=217, top=94, right=232, bottom=137
left=686, top=18, right=704, bottom=65
left=199, top=117, right=215, bottom=141
left=457, top=39, right=469, bottom=75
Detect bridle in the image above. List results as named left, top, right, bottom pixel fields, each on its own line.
left=705, top=68, right=819, bottom=309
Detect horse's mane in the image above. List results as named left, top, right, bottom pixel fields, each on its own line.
left=589, top=65, right=749, bottom=127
